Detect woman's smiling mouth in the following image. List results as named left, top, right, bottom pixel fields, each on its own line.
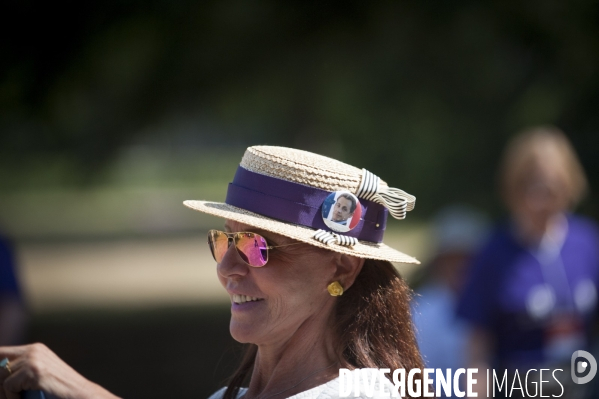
left=231, top=294, right=264, bottom=304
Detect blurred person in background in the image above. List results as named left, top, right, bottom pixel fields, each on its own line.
left=457, top=127, right=599, bottom=398
left=412, top=205, right=488, bottom=397
left=0, top=233, right=27, bottom=346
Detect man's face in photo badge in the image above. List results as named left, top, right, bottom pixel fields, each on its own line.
left=322, top=191, right=363, bottom=233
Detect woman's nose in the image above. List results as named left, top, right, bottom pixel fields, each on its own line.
left=217, top=241, right=250, bottom=278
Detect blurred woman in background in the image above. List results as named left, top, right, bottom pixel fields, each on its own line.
left=457, top=127, right=598, bottom=398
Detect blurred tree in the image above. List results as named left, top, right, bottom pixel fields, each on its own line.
left=1, top=0, right=598, bottom=217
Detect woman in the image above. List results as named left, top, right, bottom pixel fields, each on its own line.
left=457, top=127, right=598, bottom=398
left=0, top=146, right=423, bottom=398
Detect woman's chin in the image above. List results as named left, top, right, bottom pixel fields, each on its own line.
left=229, top=320, right=259, bottom=343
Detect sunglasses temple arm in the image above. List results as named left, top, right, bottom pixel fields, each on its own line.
left=267, top=242, right=304, bottom=250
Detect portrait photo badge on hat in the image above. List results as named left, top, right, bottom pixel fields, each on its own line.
left=321, top=191, right=363, bottom=233
left=184, top=146, right=418, bottom=264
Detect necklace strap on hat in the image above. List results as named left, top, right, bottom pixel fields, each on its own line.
left=356, top=169, right=415, bottom=220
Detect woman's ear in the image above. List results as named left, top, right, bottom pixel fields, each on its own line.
left=332, top=254, right=365, bottom=291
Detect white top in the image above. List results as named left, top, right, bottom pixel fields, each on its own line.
left=208, top=368, right=398, bottom=399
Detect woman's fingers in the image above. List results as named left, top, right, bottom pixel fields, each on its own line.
left=4, top=367, right=37, bottom=399
left=0, top=344, right=55, bottom=395
left=0, top=343, right=120, bottom=399
left=0, top=345, right=27, bottom=385
left=0, top=349, right=32, bottom=398
left=0, top=346, right=26, bottom=360
left=0, top=358, right=14, bottom=386
left=0, top=366, right=9, bottom=385
left=0, top=359, right=8, bottom=399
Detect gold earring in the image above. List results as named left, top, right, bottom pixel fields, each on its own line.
left=327, top=281, right=344, bottom=296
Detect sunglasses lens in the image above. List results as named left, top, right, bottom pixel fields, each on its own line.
left=208, top=230, right=229, bottom=263
left=236, top=232, right=269, bottom=267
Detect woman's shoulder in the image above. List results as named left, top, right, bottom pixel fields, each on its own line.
left=207, top=387, right=248, bottom=399
left=207, top=387, right=227, bottom=399
left=209, top=369, right=396, bottom=399
left=567, top=214, right=599, bottom=238
left=288, top=368, right=396, bottom=399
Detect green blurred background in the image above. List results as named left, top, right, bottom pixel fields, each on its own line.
left=1, top=1, right=598, bottom=397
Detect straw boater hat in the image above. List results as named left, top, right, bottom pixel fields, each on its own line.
left=184, top=146, right=419, bottom=264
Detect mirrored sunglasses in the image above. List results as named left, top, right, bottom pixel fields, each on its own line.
left=207, top=229, right=302, bottom=267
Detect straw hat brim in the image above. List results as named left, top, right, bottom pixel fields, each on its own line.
left=183, top=200, right=419, bottom=264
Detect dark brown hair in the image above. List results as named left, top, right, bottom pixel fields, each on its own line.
left=223, top=258, right=423, bottom=399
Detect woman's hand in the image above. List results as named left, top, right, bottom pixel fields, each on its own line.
left=0, top=343, right=120, bottom=399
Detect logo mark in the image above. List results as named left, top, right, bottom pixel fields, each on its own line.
left=571, top=350, right=597, bottom=384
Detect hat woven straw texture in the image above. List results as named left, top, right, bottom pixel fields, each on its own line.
left=184, top=146, right=419, bottom=264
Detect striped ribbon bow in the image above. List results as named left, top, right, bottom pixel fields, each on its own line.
left=313, top=230, right=358, bottom=246
left=355, top=169, right=415, bottom=220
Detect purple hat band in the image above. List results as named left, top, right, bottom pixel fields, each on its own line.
left=225, top=166, right=388, bottom=243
